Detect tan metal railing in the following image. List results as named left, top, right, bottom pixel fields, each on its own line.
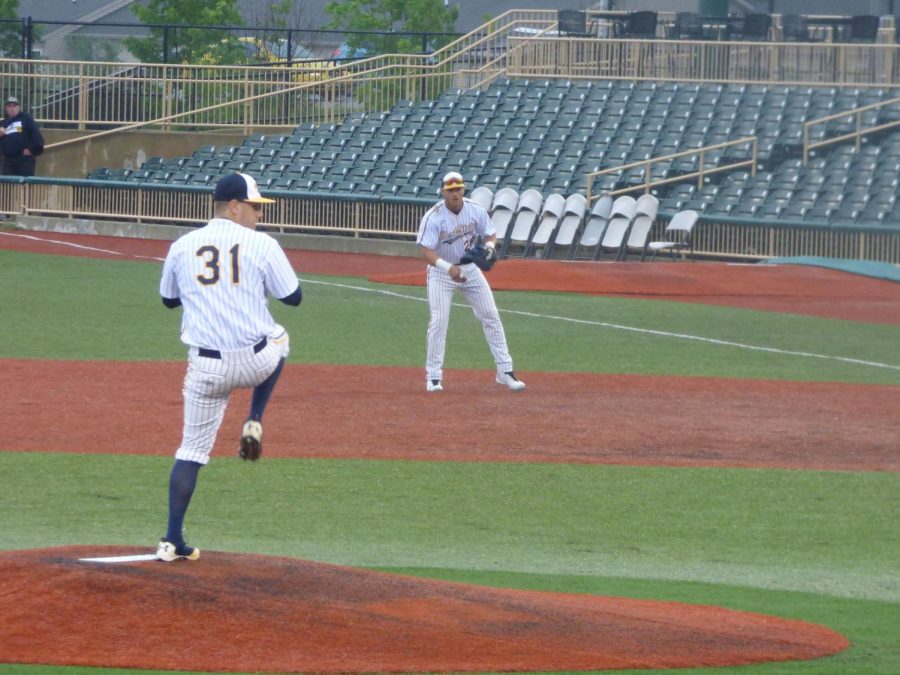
left=803, top=95, right=900, bottom=162
left=4, top=178, right=899, bottom=263
left=6, top=10, right=900, bottom=137
left=3, top=11, right=557, bottom=133
left=18, top=179, right=430, bottom=237
left=509, top=36, right=900, bottom=86
left=586, top=137, right=758, bottom=204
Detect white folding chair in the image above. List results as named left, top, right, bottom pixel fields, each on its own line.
left=469, top=185, right=494, bottom=213
left=647, top=209, right=699, bottom=261
left=525, top=193, right=566, bottom=257
left=501, top=188, right=543, bottom=257
left=490, top=187, right=520, bottom=242
left=622, top=193, right=660, bottom=261
left=570, top=194, right=613, bottom=260
left=548, top=193, right=588, bottom=259
left=598, top=195, right=637, bottom=259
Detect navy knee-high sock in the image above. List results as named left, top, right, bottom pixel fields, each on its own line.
left=165, top=459, right=202, bottom=544
left=248, top=357, right=285, bottom=421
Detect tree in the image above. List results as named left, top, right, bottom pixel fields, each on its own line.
left=324, top=0, right=459, bottom=57
left=242, top=0, right=314, bottom=62
left=124, top=0, right=245, bottom=64
left=0, top=0, right=23, bottom=58
left=244, top=0, right=307, bottom=32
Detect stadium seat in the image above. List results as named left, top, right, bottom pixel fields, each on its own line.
left=87, top=167, right=111, bottom=180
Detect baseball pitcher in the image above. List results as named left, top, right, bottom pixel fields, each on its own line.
left=156, top=173, right=302, bottom=561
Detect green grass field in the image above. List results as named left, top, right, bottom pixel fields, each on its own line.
left=2, top=248, right=899, bottom=674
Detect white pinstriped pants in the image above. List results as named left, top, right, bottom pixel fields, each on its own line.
left=425, top=263, right=513, bottom=382
left=175, top=328, right=290, bottom=465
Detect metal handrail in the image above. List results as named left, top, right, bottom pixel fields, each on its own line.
left=586, top=137, right=758, bottom=204
left=803, top=95, right=900, bottom=162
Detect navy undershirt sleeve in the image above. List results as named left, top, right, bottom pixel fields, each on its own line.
left=278, top=287, right=302, bottom=306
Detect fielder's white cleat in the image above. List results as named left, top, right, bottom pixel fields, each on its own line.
left=496, top=371, right=526, bottom=391
left=239, top=420, right=263, bottom=460
left=426, top=379, right=443, bottom=393
left=156, top=539, right=200, bottom=562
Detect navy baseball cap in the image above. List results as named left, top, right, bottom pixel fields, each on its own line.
left=5, top=96, right=19, bottom=105
left=213, top=172, right=275, bottom=204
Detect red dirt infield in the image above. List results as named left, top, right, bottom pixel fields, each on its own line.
left=4, top=229, right=890, bottom=671
left=2, top=360, right=898, bottom=471
left=0, top=546, right=849, bottom=673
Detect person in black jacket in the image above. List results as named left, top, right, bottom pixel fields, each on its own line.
left=0, top=96, right=44, bottom=176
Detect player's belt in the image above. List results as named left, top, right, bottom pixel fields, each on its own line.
left=198, top=337, right=267, bottom=360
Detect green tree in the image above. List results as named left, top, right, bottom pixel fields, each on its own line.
left=124, top=0, right=244, bottom=64
left=0, top=0, right=22, bottom=57
left=324, top=0, right=459, bottom=56
left=243, top=0, right=313, bottom=62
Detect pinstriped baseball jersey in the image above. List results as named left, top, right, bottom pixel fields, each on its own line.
left=416, top=198, right=495, bottom=264
left=160, top=218, right=299, bottom=350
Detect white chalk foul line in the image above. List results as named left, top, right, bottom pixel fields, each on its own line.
left=79, top=554, right=160, bottom=563
left=5, top=232, right=896, bottom=373
left=0, top=231, right=165, bottom=261
left=302, top=278, right=900, bottom=372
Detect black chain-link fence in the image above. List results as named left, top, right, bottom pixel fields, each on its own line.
left=2, top=18, right=459, bottom=64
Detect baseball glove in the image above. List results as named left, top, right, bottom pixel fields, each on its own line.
left=459, top=240, right=497, bottom=272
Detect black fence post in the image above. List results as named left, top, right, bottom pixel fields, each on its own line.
left=287, top=28, right=294, bottom=65
left=23, top=16, right=32, bottom=59
left=163, top=25, right=169, bottom=63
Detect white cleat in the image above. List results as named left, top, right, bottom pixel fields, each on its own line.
left=496, top=371, right=526, bottom=391
left=239, top=420, right=263, bottom=460
left=156, top=539, right=200, bottom=562
left=426, top=379, right=443, bottom=392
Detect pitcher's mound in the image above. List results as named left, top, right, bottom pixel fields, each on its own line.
left=0, top=547, right=847, bottom=673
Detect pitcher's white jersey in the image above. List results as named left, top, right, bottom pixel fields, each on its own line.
left=417, top=198, right=495, bottom=264
left=160, top=218, right=299, bottom=350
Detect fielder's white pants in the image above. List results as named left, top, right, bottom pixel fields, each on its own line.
left=425, top=263, right=513, bottom=382
left=175, top=327, right=290, bottom=465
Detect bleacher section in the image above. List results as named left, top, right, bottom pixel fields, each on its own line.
left=88, top=78, right=900, bottom=228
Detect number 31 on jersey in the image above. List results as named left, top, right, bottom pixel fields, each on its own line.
left=196, top=244, right=241, bottom=285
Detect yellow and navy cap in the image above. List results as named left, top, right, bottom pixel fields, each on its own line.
left=213, top=172, right=275, bottom=204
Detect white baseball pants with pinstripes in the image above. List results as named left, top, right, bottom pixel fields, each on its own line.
left=175, top=328, right=290, bottom=465
left=425, top=263, right=514, bottom=382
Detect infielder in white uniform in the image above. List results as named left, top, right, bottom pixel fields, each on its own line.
left=156, top=173, right=302, bottom=561
left=417, top=171, right=525, bottom=393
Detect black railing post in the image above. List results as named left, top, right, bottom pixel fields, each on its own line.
left=163, top=25, right=169, bottom=63
left=286, top=28, right=294, bottom=65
